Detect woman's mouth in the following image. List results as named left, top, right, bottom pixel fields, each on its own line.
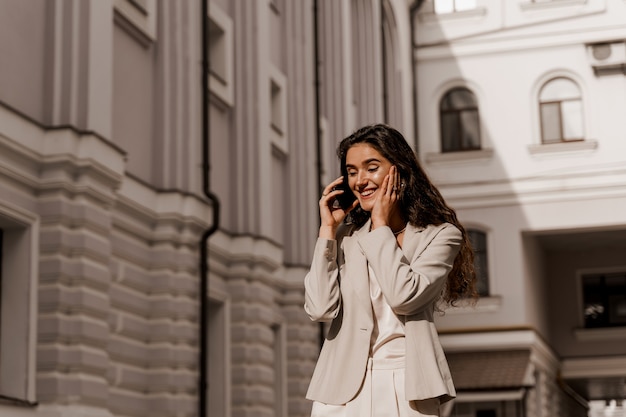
left=359, top=189, right=376, bottom=199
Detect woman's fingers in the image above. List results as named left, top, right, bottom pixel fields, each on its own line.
left=321, top=176, right=344, bottom=200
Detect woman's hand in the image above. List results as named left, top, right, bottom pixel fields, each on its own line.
left=371, top=165, right=401, bottom=230
left=318, top=176, right=358, bottom=239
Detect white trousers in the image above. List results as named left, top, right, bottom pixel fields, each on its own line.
left=310, top=357, right=440, bottom=417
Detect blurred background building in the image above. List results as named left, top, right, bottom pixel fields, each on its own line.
left=0, top=1, right=625, bottom=417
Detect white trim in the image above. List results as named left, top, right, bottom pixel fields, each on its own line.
left=426, top=148, right=494, bottom=164
left=528, top=139, right=598, bottom=155
left=520, top=0, right=588, bottom=12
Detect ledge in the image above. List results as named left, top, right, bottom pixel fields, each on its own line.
left=520, top=0, right=587, bottom=12
left=426, top=148, right=494, bottom=164
left=418, top=7, right=487, bottom=23
left=574, top=326, right=626, bottom=342
left=528, top=139, right=598, bottom=155
left=444, top=295, right=502, bottom=315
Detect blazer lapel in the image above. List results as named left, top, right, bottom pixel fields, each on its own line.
left=400, top=222, right=425, bottom=262
left=342, top=220, right=373, bottom=316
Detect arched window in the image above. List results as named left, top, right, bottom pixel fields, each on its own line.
left=440, top=87, right=481, bottom=153
left=539, top=77, right=584, bottom=143
left=468, top=229, right=489, bottom=297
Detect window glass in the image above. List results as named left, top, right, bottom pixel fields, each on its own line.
left=561, top=100, right=584, bottom=139
left=441, top=113, right=460, bottom=152
left=540, top=102, right=561, bottom=142
left=460, top=111, right=481, bottom=150
left=582, top=272, right=626, bottom=328
left=440, top=88, right=481, bottom=152
left=468, top=229, right=489, bottom=297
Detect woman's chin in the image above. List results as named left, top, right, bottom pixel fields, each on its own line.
left=358, top=201, right=373, bottom=212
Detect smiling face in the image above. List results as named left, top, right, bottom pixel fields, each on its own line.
left=345, top=143, right=393, bottom=212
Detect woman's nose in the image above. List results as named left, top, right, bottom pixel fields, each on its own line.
left=356, top=171, right=368, bottom=187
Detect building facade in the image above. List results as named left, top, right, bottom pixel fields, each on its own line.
left=0, top=0, right=413, bottom=416
left=415, top=1, right=626, bottom=416
left=0, top=1, right=625, bottom=417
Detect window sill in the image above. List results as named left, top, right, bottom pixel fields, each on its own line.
left=418, top=7, right=487, bottom=23
left=574, top=327, right=626, bottom=342
left=528, top=139, right=598, bottom=155
left=426, top=148, right=493, bottom=164
left=520, top=0, right=587, bottom=12
left=444, top=295, right=502, bottom=315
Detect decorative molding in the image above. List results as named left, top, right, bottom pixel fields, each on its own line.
left=113, top=0, right=156, bottom=45
left=528, top=139, right=598, bottom=155
left=425, top=148, right=494, bottom=164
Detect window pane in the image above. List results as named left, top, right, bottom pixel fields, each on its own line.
left=469, top=230, right=489, bottom=297
left=441, top=88, right=477, bottom=110
left=460, top=110, right=481, bottom=150
left=434, top=0, right=454, bottom=14
left=582, top=273, right=626, bottom=328
left=441, top=113, right=460, bottom=152
left=455, top=0, right=477, bottom=11
left=561, top=99, right=584, bottom=140
left=540, top=102, right=561, bottom=142
left=540, top=78, right=580, bottom=101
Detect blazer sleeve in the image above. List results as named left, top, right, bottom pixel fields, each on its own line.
left=357, top=223, right=462, bottom=315
left=303, top=238, right=342, bottom=322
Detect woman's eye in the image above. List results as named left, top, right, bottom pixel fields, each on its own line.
left=368, top=166, right=379, bottom=173
left=347, top=171, right=356, bottom=177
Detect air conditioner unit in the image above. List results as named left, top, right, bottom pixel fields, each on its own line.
left=587, top=41, right=626, bottom=76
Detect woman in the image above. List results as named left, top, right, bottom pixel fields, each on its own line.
left=304, top=124, right=476, bottom=417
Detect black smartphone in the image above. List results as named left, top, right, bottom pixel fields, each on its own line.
left=333, top=180, right=356, bottom=210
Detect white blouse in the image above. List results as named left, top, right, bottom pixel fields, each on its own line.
left=368, top=265, right=406, bottom=359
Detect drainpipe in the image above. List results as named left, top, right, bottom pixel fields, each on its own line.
left=409, top=0, right=423, bottom=152
left=199, top=0, right=221, bottom=416
left=312, top=0, right=325, bottom=349
left=381, top=0, right=388, bottom=123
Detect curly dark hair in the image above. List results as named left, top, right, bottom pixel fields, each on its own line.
left=337, top=123, right=477, bottom=305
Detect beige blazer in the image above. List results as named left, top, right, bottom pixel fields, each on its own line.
left=304, top=220, right=461, bottom=405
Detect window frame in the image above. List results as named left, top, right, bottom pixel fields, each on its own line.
left=207, top=293, right=231, bottom=417
left=269, top=64, right=289, bottom=155
left=439, top=87, right=482, bottom=153
left=468, top=228, right=490, bottom=298
left=113, top=0, right=157, bottom=44
left=538, top=77, right=585, bottom=144
left=207, top=3, right=235, bottom=107
left=0, top=207, right=39, bottom=404
left=580, top=270, right=626, bottom=329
